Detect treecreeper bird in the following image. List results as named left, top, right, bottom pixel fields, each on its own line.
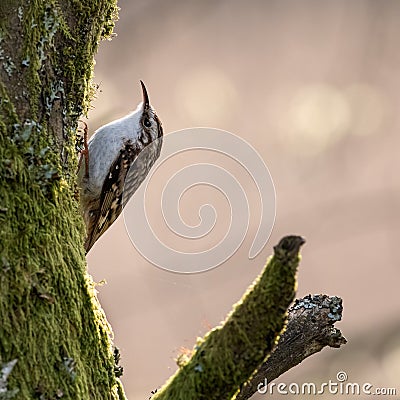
left=78, top=81, right=163, bottom=253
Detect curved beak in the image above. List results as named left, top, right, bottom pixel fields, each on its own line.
left=140, top=80, right=150, bottom=108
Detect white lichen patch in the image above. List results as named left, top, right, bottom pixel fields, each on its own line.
left=0, top=359, right=18, bottom=397
left=37, top=8, right=60, bottom=66
left=21, top=57, right=30, bottom=67
left=46, top=80, right=64, bottom=113
left=0, top=29, right=16, bottom=77
left=2, top=57, right=16, bottom=77
left=17, top=6, right=23, bottom=22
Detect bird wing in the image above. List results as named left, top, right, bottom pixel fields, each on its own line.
left=84, top=137, right=163, bottom=253
left=84, top=140, right=139, bottom=253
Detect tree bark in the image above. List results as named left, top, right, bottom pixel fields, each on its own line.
left=0, top=1, right=124, bottom=399
left=236, top=294, right=347, bottom=400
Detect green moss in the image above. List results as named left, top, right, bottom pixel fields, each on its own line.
left=0, top=116, right=124, bottom=399
left=0, top=0, right=123, bottom=399
left=18, top=0, right=118, bottom=122
left=152, top=236, right=304, bottom=400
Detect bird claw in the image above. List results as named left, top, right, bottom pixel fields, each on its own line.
left=77, top=121, right=89, bottom=179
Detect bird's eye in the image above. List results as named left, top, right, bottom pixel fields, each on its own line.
left=143, top=118, right=151, bottom=128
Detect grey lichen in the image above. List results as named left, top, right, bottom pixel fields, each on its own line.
left=36, top=7, right=60, bottom=66
left=0, top=359, right=18, bottom=399
left=0, top=35, right=16, bottom=77
left=21, top=57, right=30, bottom=67
left=2, top=57, right=15, bottom=77
left=293, top=294, right=343, bottom=322
left=17, top=6, right=23, bottom=22
left=326, top=296, right=343, bottom=321
left=8, top=120, right=61, bottom=191
left=45, top=80, right=64, bottom=114
left=62, top=357, right=76, bottom=380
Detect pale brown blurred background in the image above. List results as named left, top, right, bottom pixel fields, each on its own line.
left=86, top=1, right=400, bottom=398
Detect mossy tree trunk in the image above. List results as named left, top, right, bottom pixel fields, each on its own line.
left=0, top=1, right=124, bottom=399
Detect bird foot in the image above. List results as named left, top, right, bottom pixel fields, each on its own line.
left=77, top=120, right=89, bottom=179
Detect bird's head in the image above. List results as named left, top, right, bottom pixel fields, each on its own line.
left=138, top=80, right=163, bottom=145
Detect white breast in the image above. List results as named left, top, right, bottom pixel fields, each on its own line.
left=80, top=103, right=144, bottom=199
